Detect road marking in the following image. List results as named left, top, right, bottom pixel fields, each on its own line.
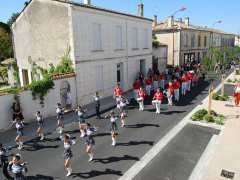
left=188, top=135, right=218, bottom=180
left=119, top=72, right=234, bottom=180
left=118, top=105, right=202, bottom=180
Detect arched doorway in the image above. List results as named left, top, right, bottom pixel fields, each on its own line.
left=60, top=81, right=72, bottom=110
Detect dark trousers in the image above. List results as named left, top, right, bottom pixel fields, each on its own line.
left=2, top=162, right=13, bottom=179
left=95, top=105, right=101, bottom=118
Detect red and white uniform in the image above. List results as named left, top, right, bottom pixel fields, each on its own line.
left=132, top=80, right=141, bottom=100
left=153, top=91, right=163, bottom=113
left=137, top=89, right=146, bottom=111
left=173, top=80, right=180, bottom=101
left=145, top=78, right=153, bottom=96
left=153, top=91, right=163, bottom=101
left=114, top=86, right=123, bottom=97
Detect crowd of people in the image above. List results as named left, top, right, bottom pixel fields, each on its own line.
left=0, top=63, right=227, bottom=179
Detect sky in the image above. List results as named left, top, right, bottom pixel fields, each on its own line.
left=1, top=0, right=240, bottom=34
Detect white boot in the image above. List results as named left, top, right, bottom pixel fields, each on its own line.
left=40, top=134, right=44, bottom=141
left=66, top=168, right=72, bottom=177
left=88, top=154, right=93, bottom=162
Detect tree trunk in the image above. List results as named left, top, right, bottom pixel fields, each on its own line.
left=208, top=81, right=214, bottom=115
left=221, top=74, right=225, bottom=96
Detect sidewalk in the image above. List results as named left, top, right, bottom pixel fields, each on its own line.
left=0, top=91, right=132, bottom=148
left=200, top=98, right=240, bottom=180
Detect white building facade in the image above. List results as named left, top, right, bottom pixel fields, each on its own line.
left=12, top=0, right=152, bottom=105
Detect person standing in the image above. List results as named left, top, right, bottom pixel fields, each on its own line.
left=36, top=111, right=45, bottom=141
left=173, top=79, right=180, bottom=102
left=159, top=73, right=165, bottom=90
left=56, top=103, right=64, bottom=138
left=132, top=79, right=141, bottom=100
left=93, top=92, right=101, bottom=119
left=0, top=143, right=12, bottom=179
left=114, top=83, right=123, bottom=103
left=105, top=111, right=119, bottom=146
left=62, top=134, right=75, bottom=177
left=84, top=123, right=97, bottom=162
left=137, top=87, right=146, bottom=111
left=145, top=76, right=153, bottom=96
left=234, top=83, right=240, bottom=106
left=15, top=118, right=24, bottom=150
left=75, top=106, right=87, bottom=137
left=8, top=154, right=27, bottom=180
left=181, top=74, right=187, bottom=96
left=152, top=88, right=163, bottom=114
left=167, top=82, right=174, bottom=106
left=153, top=74, right=159, bottom=92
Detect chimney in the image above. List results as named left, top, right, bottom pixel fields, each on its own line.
left=138, top=3, right=144, bottom=17
left=83, top=0, right=91, bottom=5
left=153, top=15, right=158, bottom=27
left=167, top=16, right=174, bottom=28
left=184, top=17, right=190, bottom=26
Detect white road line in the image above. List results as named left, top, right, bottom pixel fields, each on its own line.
left=188, top=135, right=218, bottom=180
left=119, top=72, right=234, bottom=180
left=118, top=105, right=202, bottom=180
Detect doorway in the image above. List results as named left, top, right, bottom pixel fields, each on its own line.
left=140, top=59, right=146, bottom=76
left=60, top=81, right=72, bottom=110
left=117, top=62, right=124, bottom=88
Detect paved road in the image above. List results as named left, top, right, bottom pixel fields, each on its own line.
left=0, top=79, right=234, bottom=180
left=134, top=124, right=219, bottom=180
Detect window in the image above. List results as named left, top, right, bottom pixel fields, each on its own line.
left=92, top=23, right=102, bottom=51
left=132, top=27, right=138, bottom=49
left=115, top=25, right=123, bottom=50
left=191, top=34, right=195, bottom=47
left=198, top=35, right=201, bottom=47
left=143, top=29, right=148, bottom=49
left=204, top=36, right=207, bottom=47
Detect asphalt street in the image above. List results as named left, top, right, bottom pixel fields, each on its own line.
left=0, top=79, right=234, bottom=180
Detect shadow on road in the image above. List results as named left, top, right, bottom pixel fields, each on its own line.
left=125, top=123, right=159, bottom=128
left=71, top=168, right=123, bottom=179
left=116, top=140, right=154, bottom=146
left=93, top=155, right=139, bottom=164
left=26, top=174, right=54, bottom=180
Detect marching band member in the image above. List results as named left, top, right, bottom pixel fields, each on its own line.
left=187, top=71, right=193, bottom=92
left=181, top=73, right=187, bottom=96
left=62, top=134, right=75, bottom=177
left=56, top=103, right=64, bottom=138
left=84, top=123, right=97, bottom=162
left=75, top=105, right=87, bottom=137
left=137, top=87, right=146, bottom=111
left=234, top=83, right=240, bottom=106
left=133, top=79, right=141, bottom=100
left=0, top=143, right=12, bottom=179
left=153, top=74, right=159, bottom=92
left=8, top=154, right=28, bottom=180
left=192, top=73, right=199, bottom=87
left=173, top=79, right=180, bottom=102
left=105, top=111, right=119, bottom=146
left=114, top=83, right=123, bottom=101
left=159, top=73, right=165, bottom=90
left=36, top=111, right=45, bottom=141
left=145, top=76, right=153, bottom=96
left=166, top=82, right=174, bottom=106
left=152, top=88, right=163, bottom=114
left=15, top=118, right=24, bottom=150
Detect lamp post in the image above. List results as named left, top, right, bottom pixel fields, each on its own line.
left=171, top=6, right=187, bottom=67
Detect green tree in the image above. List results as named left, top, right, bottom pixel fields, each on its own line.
left=7, top=13, right=20, bottom=26
left=0, top=65, right=8, bottom=82
left=0, top=22, right=13, bottom=62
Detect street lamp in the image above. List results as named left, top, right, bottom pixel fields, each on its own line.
left=171, top=6, right=187, bottom=66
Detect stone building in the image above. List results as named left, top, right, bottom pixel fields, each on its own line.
left=12, top=0, right=152, bottom=104
left=153, top=16, right=235, bottom=66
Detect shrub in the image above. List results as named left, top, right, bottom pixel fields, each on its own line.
left=215, top=115, right=225, bottom=125
left=204, top=114, right=215, bottom=122
left=212, top=93, right=229, bottom=101
left=29, top=75, right=54, bottom=105
left=191, top=109, right=208, bottom=121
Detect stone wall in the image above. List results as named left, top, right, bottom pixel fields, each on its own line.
left=0, top=77, right=77, bottom=131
